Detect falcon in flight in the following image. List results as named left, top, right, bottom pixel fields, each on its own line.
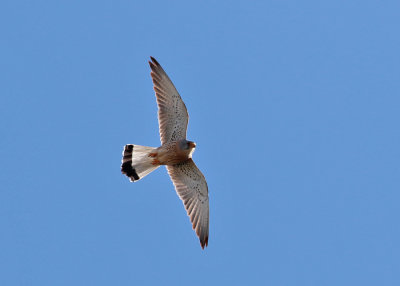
left=121, top=57, right=209, bottom=249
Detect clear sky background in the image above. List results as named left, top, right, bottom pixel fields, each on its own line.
left=1, top=1, right=399, bottom=285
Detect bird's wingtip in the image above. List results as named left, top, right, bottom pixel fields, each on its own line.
left=200, top=237, right=208, bottom=249
left=149, top=56, right=160, bottom=66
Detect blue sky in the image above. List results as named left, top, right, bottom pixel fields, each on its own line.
left=1, top=0, right=400, bottom=285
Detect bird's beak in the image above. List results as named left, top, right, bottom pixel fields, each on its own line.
left=190, top=142, right=196, bottom=148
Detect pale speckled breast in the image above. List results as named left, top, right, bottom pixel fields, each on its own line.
left=156, top=141, right=190, bottom=165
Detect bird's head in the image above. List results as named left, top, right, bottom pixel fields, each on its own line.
left=179, top=139, right=196, bottom=157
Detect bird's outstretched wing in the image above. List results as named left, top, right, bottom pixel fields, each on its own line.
left=149, top=57, right=189, bottom=145
left=166, top=159, right=209, bottom=249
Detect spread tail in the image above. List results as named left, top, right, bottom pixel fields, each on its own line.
left=121, top=144, right=160, bottom=182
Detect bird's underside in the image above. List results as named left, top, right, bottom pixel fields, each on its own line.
left=121, top=57, right=209, bottom=249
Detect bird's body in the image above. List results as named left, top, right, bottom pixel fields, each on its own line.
left=121, top=57, right=209, bottom=249
left=150, top=139, right=196, bottom=166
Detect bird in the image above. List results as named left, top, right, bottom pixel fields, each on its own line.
left=121, top=57, right=209, bottom=249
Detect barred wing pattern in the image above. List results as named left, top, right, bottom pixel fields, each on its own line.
left=167, top=159, right=209, bottom=249
left=149, top=57, right=189, bottom=145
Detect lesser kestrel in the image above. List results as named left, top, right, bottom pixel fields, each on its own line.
left=121, top=57, right=209, bottom=249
